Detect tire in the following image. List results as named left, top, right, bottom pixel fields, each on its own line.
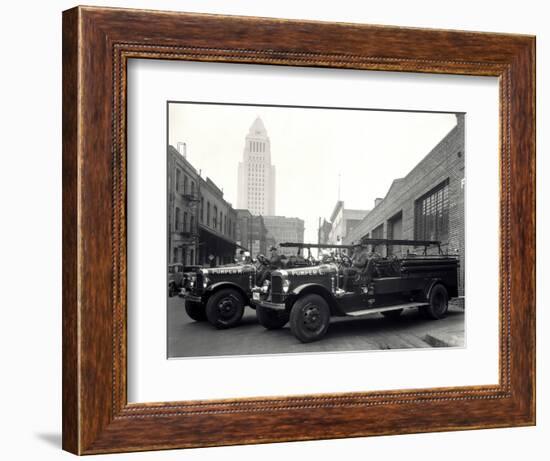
left=381, top=308, right=403, bottom=320
left=289, top=294, right=331, bottom=343
left=184, top=300, right=207, bottom=322
left=420, top=284, right=449, bottom=320
left=205, top=288, right=245, bottom=329
left=256, top=306, right=289, bottom=330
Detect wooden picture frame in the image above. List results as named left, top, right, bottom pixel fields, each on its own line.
left=62, top=5, right=535, bottom=454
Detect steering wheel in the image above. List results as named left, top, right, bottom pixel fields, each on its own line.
left=340, top=254, right=352, bottom=267
left=257, top=254, right=269, bottom=266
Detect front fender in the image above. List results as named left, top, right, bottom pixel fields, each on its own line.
left=205, top=281, right=250, bottom=300
left=290, top=283, right=341, bottom=315
left=424, top=278, right=444, bottom=300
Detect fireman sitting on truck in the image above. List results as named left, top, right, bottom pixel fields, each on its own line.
left=342, top=244, right=380, bottom=291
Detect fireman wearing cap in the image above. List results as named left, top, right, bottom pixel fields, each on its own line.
left=268, top=245, right=281, bottom=269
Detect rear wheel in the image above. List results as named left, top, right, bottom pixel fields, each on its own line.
left=205, top=288, right=245, bottom=329
left=184, top=300, right=207, bottom=321
left=420, top=284, right=449, bottom=320
left=381, top=308, right=403, bottom=320
left=256, top=306, right=289, bottom=330
left=289, top=294, right=330, bottom=343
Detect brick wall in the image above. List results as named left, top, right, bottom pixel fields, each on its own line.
left=344, top=114, right=465, bottom=294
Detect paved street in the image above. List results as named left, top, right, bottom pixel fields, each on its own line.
left=167, top=296, right=465, bottom=358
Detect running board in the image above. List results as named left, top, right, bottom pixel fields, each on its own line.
left=345, top=302, right=429, bottom=317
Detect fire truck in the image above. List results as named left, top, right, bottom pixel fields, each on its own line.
left=252, top=239, right=459, bottom=343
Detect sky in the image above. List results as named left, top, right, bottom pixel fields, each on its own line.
left=169, top=103, right=458, bottom=243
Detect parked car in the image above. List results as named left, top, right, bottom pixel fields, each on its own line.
left=253, top=239, right=459, bottom=343
left=168, top=263, right=185, bottom=297
left=180, top=245, right=316, bottom=329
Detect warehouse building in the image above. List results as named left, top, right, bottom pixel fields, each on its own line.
left=344, top=114, right=465, bottom=294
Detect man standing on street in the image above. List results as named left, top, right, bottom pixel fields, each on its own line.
left=208, top=254, right=216, bottom=267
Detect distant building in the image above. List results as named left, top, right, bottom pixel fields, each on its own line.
left=326, top=201, right=370, bottom=245
left=344, top=114, right=465, bottom=294
left=237, top=117, right=276, bottom=215
left=262, top=216, right=305, bottom=257
left=318, top=218, right=332, bottom=245
left=235, top=210, right=268, bottom=258
left=168, top=144, right=238, bottom=267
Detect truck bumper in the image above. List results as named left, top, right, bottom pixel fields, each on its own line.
left=255, top=300, right=286, bottom=311
left=180, top=291, right=202, bottom=303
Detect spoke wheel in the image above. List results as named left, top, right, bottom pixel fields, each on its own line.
left=205, top=288, right=245, bottom=329
left=290, top=294, right=330, bottom=343
left=420, top=284, right=449, bottom=320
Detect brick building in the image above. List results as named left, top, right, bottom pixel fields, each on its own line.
left=168, top=144, right=238, bottom=267
left=198, top=177, right=238, bottom=266
left=235, top=209, right=268, bottom=258
left=262, top=215, right=305, bottom=257
left=344, top=114, right=465, bottom=294
left=167, top=144, right=200, bottom=266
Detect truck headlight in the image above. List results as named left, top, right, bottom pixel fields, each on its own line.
left=203, top=276, right=210, bottom=289
left=261, top=279, right=270, bottom=294
left=282, top=279, right=290, bottom=293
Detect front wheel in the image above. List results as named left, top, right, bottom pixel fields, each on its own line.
left=205, top=289, right=245, bottom=329
left=184, top=300, right=207, bottom=321
left=420, top=284, right=449, bottom=320
left=289, top=294, right=331, bottom=343
left=256, top=306, right=289, bottom=330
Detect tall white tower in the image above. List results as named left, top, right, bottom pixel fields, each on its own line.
left=237, top=117, right=276, bottom=215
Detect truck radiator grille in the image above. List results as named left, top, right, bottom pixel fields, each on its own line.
left=271, top=274, right=282, bottom=294
left=195, top=273, right=203, bottom=294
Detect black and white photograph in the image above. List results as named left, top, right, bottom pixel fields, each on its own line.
left=167, top=102, right=465, bottom=358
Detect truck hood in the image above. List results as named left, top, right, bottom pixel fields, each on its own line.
left=201, top=264, right=256, bottom=275
left=277, top=263, right=339, bottom=277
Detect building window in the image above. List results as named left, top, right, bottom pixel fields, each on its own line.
left=219, top=211, right=223, bottom=231
left=207, top=202, right=211, bottom=226
left=191, top=181, right=195, bottom=198
left=200, top=197, right=204, bottom=222
left=213, top=206, right=218, bottom=228
left=371, top=224, right=384, bottom=239
left=175, top=169, right=181, bottom=192
left=190, top=215, right=195, bottom=234
left=183, top=175, right=188, bottom=195
left=175, top=207, right=181, bottom=231
left=414, top=179, right=450, bottom=242
left=183, top=212, right=188, bottom=232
